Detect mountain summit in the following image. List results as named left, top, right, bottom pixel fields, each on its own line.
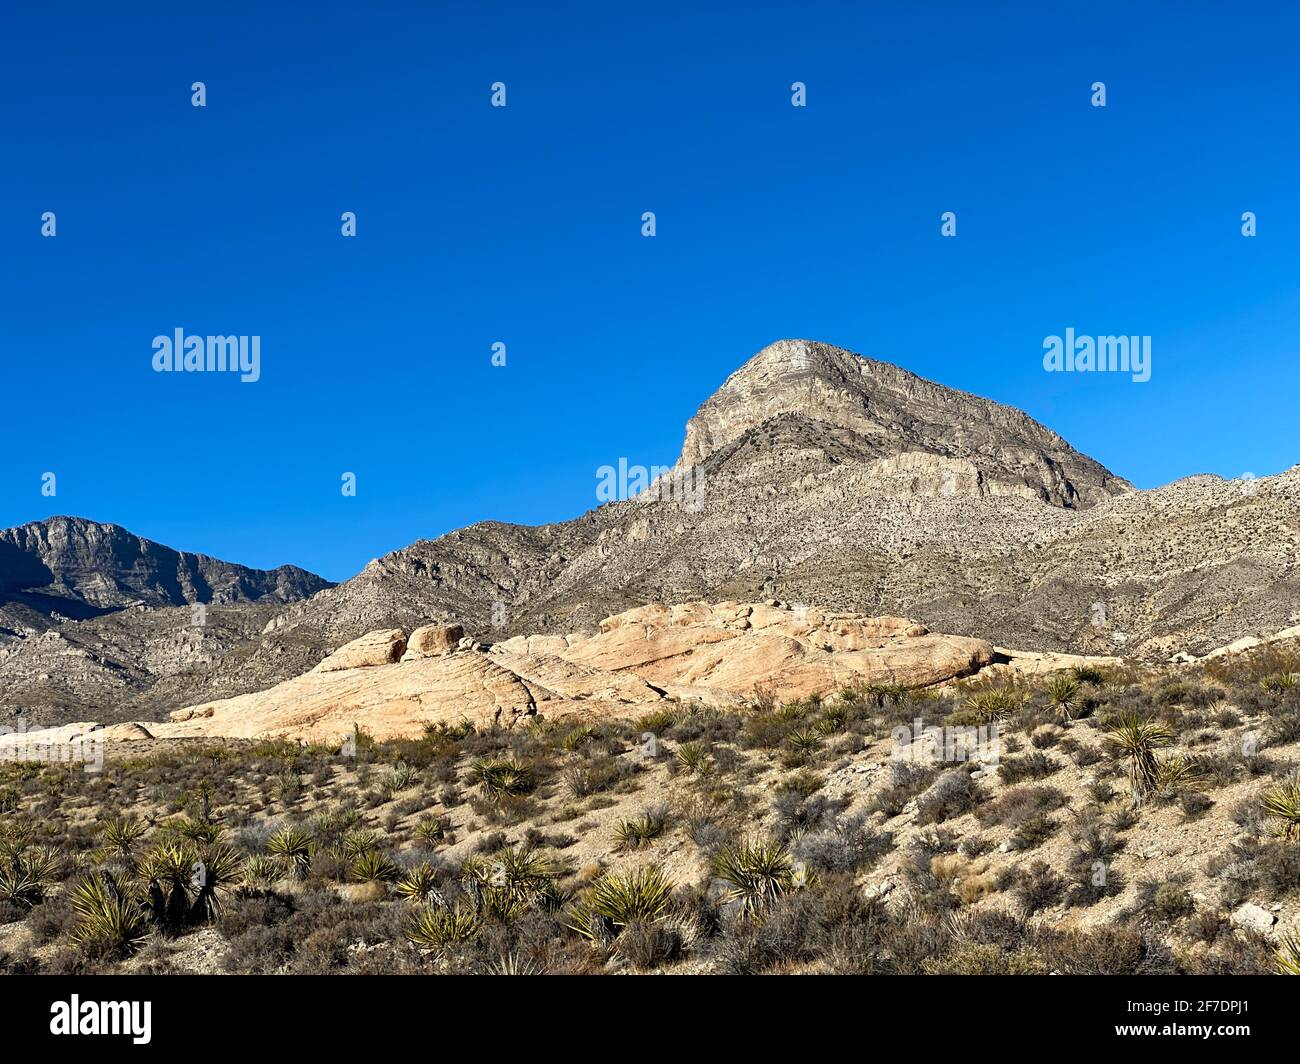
left=676, top=340, right=1130, bottom=507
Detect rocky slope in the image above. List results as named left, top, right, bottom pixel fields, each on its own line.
left=0, top=517, right=332, bottom=725
left=3, top=339, right=1297, bottom=725
left=242, top=340, right=1296, bottom=674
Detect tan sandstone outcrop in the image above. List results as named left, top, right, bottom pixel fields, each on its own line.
left=401, top=623, right=464, bottom=661
left=314, top=629, right=407, bottom=672
left=12, top=602, right=1094, bottom=748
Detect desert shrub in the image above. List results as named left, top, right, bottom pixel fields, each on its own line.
left=1009, top=860, right=1063, bottom=914
left=1179, top=791, right=1214, bottom=819
left=913, top=769, right=981, bottom=825
left=922, top=941, right=1047, bottom=975
left=870, top=761, right=940, bottom=817
left=1038, top=925, right=1174, bottom=974
left=997, top=752, right=1060, bottom=785
left=790, top=814, right=892, bottom=874
left=975, top=785, right=1066, bottom=828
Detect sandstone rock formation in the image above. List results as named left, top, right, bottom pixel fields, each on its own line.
left=14, top=602, right=1004, bottom=745
left=402, top=623, right=463, bottom=660
left=314, top=629, right=406, bottom=672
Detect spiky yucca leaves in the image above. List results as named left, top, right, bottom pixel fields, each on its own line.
left=567, top=864, right=676, bottom=941
left=460, top=844, right=561, bottom=916
left=561, top=725, right=598, bottom=752
left=139, top=839, right=198, bottom=931
left=169, top=816, right=225, bottom=846
left=1153, top=754, right=1200, bottom=796
left=863, top=682, right=908, bottom=708
left=1072, top=664, right=1106, bottom=686
left=787, top=724, right=823, bottom=750
left=1259, top=672, right=1300, bottom=695
left=1260, top=775, right=1300, bottom=841
left=711, top=838, right=795, bottom=915
left=340, top=828, right=382, bottom=860
left=961, top=687, right=1023, bottom=723
left=101, top=816, right=148, bottom=865
left=241, top=854, right=281, bottom=892
left=612, top=806, right=669, bottom=851
left=487, top=951, right=545, bottom=975
left=266, top=826, right=312, bottom=878
left=674, top=741, right=713, bottom=775
left=1046, top=675, right=1084, bottom=721
left=0, top=820, right=36, bottom=861
left=406, top=902, right=481, bottom=952
left=1105, top=714, right=1175, bottom=806
left=1277, top=932, right=1300, bottom=975
left=349, top=849, right=401, bottom=884
left=395, top=862, right=442, bottom=903
left=189, top=843, right=243, bottom=921
left=0, top=846, right=62, bottom=908
left=471, top=758, right=535, bottom=800
left=414, top=815, right=449, bottom=847
left=69, top=872, right=147, bottom=959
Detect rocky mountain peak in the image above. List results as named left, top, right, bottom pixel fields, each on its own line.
left=678, top=339, right=1132, bottom=509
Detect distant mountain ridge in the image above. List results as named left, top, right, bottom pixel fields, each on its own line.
left=0, top=516, right=331, bottom=636
left=3, top=339, right=1297, bottom=728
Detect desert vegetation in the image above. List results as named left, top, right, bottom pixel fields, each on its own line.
left=1, top=646, right=1299, bottom=975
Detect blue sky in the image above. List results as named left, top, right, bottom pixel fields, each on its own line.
left=4, top=1, right=1299, bottom=581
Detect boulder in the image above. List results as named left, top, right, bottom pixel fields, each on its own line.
left=314, top=629, right=406, bottom=672
left=1230, top=903, right=1277, bottom=934
left=401, top=623, right=464, bottom=661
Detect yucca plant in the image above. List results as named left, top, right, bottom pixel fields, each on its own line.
left=1153, top=754, right=1200, bottom=796
left=395, top=861, right=442, bottom=903
left=406, top=902, right=481, bottom=952
left=1260, top=774, right=1300, bottom=841
left=1105, top=714, right=1175, bottom=806
left=69, top=872, right=147, bottom=959
left=567, top=864, right=675, bottom=941
left=189, top=843, right=243, bottom=921
left=0, top=847, right=61, bottom=909
left=471, top=758, right=535, bottom=800
left=674, top=741, right=713, bottom=775
left=1259, top=672, right=1300, bottom=695
left=414, top=815, right=449, bottom=847
left=1046, top=675, right=1083, bottom=721
left=101, top=816, right=148, bottom=865
left=349, top=849, right=401, bottom=884
left=612, top=807, right=669, bottom=851
left=139, top=839, right=199, bottom=931
left=1276, top=932, right=1300, bottom=975
left=266, top=826, right=313, bottom=878
left=561, top=725, right=598, bottom=752
left=487, top=951, right=545, bottom=975
left=169, top=816, right=225, bottom=846
left=711, top=838, right=795, bottom=915
left=241, top=854, right=281, bottom=892
left=1071, top=664, right=1106, bottom=686
left=963, top=688, right=1021, bottom=723
left=785, top=728, right=823, bottom=755
left=340, top=828, right=382, bottom=860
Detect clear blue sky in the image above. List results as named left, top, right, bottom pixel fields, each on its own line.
left=5, top=1, right=1299, bottom=581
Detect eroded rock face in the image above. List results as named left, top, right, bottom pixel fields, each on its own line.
left=314, top=629, right=407, bottom=672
